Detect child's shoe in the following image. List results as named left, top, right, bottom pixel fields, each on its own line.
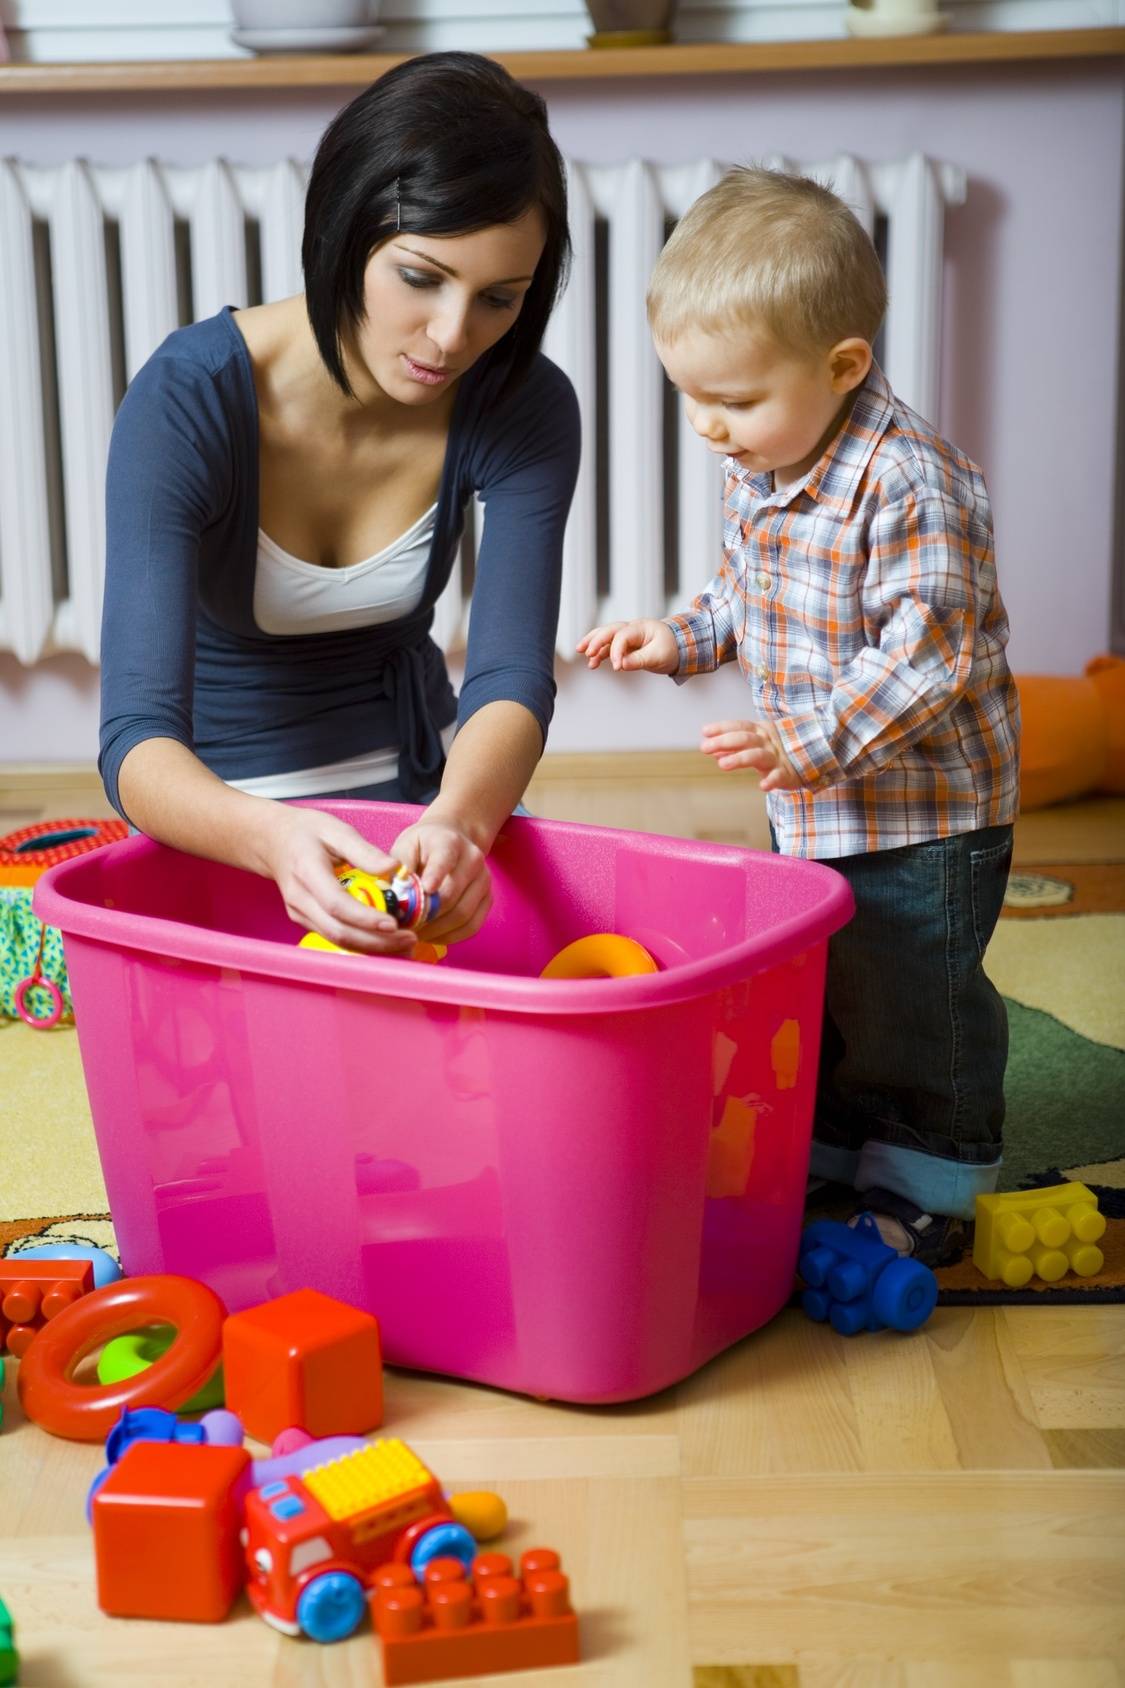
left=849, top=1186, right=969, bottom=1269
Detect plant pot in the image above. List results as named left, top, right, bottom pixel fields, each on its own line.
left=229, top=0, right=385, bottom=54
left=585, top=1, right=677, bottom=46
left=232, top=0, right=378, bottom=24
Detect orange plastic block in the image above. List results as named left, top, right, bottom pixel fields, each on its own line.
left=222, top=1287, right=383, bottom=1444
left=373, top=1548, right=580, bottom=1685
left=92, top=1440, right=251, bottom=1621
left=0, top=1257, right=94, bottom=1357
left=973, top=1182, right=1107, bottom=1287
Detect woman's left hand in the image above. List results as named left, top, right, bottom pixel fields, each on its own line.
left=390, top=816, right=493, bottom=944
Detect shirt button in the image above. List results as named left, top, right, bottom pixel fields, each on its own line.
left=756, top=663, right=769, bottom=681
left=757, top=572, right=771, bottom=591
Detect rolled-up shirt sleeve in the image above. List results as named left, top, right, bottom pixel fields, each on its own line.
left=772, top=489, right=987, bottom=789
left=99, top=355, right=228, bottom=819
left=456, top=356, right=580, bottom=747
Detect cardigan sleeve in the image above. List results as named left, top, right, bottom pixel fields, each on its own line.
left=98, top=351, right=232, bottom=819
left=456, top=355, right=581, bottom=745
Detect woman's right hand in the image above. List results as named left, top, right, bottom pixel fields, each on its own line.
left=259, top=802, right=419, bottom=955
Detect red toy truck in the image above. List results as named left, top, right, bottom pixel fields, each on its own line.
left=243, top=1438, right=476, bottom=1642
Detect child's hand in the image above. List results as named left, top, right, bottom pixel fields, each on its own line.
left=701, top=720, right=801, bottom=792
left=576, top=619, right=679, bottom=675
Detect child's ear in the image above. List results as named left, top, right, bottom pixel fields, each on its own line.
left=828, top=338, right=872, bottom=393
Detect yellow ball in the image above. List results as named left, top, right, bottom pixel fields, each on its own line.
left=448, top=1490, right=508, bottom=1541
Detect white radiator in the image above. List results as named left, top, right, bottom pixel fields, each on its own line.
left=0, top=152, right=964, bottom=667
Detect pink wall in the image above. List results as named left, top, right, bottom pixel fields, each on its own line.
left=0, top=61, right=1120, bottom=760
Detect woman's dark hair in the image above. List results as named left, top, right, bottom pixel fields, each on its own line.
left=303, top=52, right=570, bottom=400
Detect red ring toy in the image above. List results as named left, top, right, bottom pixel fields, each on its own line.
left=14, top=974, right=64, bottom=1030
left=17, top=1274, right=227, bottom=1441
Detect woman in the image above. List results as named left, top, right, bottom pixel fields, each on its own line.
left=99, top=52, right=578, bottom=955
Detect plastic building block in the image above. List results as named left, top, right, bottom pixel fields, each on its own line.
left=7, top=1241, right=122, bottom=1288
left=973, top=1182, right=1106, bottom=1287
left=0, top=1257, right=94, bottom=1357
left=244, top=1437, right=474, bottom=1641
left=0, top=1595, right=16, bottom=1686
left=222, top=1287, right=383, bottom=1444
left=797, top=1214, right=939, bottom=1335
left=86, top=1406, right=210, bottom=1521
left=373, top=1548, right=580, bottom=1685
left=92, top=1440, right=251, bottom=1621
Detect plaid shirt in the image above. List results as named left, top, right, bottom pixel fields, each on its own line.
left=668, top=363, right=1020, bottom=859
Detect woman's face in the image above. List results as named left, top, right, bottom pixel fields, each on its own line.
left=351, top=208, right=546, bottom=404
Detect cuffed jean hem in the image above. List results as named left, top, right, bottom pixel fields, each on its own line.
left=856, top=1140, right=1002, bottom=1221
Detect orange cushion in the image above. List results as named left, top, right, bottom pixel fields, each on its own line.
left=1085, top=655, right=1125, bottom=793
left=1016, top=675, right=1108, bottom=810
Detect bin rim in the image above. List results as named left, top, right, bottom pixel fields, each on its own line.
left=33, top=814, right=854, bottom=1018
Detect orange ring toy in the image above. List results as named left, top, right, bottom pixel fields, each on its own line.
left=540, top=933, right=659, bottom=980
left=17, top=1274, right=227, bottom=1442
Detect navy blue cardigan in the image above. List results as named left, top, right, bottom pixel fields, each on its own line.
left=99, top=307, right=580, bottom=816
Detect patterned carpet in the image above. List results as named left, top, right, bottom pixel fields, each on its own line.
left=2, top=861, right=1123, bottom=1305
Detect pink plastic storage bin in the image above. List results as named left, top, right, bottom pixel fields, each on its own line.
left=36, top=803, right=852, bottom=1403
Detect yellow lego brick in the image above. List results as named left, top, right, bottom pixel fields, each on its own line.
left=303, top=1438, right=433, bottom=1522
left=973, top=1183, right=1106, bottom=1287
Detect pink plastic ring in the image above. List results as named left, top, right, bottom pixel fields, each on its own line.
left=17, top=1274, right=227, bottom=1441
left=14, top=974, right=64, bottom=1030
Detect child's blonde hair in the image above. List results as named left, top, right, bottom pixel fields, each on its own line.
left=647, top=165, right=887, bottom=357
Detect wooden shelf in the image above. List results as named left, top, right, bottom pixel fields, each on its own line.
left=0, top=28, right=1121, bottom=96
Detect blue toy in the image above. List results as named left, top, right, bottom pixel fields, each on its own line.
left=85, top=1405, right=371, bottom=1521
left=85, top=1406, right=207, bottom=1520
left=797, top=1213, right=938, bottom=1335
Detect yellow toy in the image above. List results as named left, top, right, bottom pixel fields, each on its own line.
left=298, top=864, right=446, bottom=961
left=973, top=1183, right=1106, bottom=1287
left=447, top=1490, right=509, bottom=1541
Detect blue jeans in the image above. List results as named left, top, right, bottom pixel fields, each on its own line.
left=787, top=824, right=1014, bottom=1220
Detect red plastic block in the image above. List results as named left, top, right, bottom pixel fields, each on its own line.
left=0, top=1258, right=94, bottom=1357
left=373, top=1548, right=580, bottom=1685
left=92, top=1440, right=251, bottom=1621
left=222, top=1287, right=383, bottom=1444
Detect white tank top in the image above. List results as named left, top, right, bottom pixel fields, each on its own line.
left=227, top=502, right=449, bottom=799
left=252, top=501, right=438, bottom=635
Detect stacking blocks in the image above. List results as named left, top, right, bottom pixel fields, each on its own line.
left=92, top=1440, right=251, bottom=1621
left=0, top=1257, right=94, bottom=1357
left=222, top=1287, right=383, bottom=1443
left=0, top=1595, right=17, bottom=1687
left=973, top=1183, right=1106, bottom=1287
left=797, top=1214, right=939, bottom=1335
left=373, top=1549, right=580, bottom=1685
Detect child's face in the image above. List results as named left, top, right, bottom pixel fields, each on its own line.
left=655, top=324, right=867, bottom=488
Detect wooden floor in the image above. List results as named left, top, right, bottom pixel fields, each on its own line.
left=1, top=764, right=1124, bottom=1686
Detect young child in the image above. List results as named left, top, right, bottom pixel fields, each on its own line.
left=578, top=167, right=1020, bottom=1266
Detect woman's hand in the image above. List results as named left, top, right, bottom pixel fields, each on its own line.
left=577, top=619, right=680, bottom=675
left=391, top=816, right=492, bottom=944
left=700, top=719, right=802, bottom=792
left=261, top=803, right=419, bottom=955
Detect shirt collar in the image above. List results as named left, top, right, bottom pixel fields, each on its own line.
left=724, top=360, right=896, bottom=509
